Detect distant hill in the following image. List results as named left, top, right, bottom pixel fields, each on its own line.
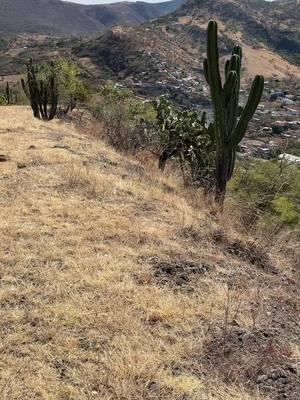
left=75, top=0, right=300, bottom=81
left=0, top=0, right=185, bottom=36
left=69, top=0, right=300, bottom=106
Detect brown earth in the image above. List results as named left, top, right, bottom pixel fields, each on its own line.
left=0, top=106, right=299, bottom=399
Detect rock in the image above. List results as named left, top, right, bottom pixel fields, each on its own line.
left=287, top=364, right=297, bottom=374
left=270, top=369, right=287, bottom=380
left=53, top=144, right=70, bottom=150
left=257, top=374, right=268, bottom=383
left=28, top=145, right=36, bottom=150
left=17, top=163, right=27, bottom=169
left=0, top=154, right=9, bottom=162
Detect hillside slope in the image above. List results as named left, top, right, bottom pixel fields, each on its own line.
left=0, top=106, right=299, bottom=400
left=75, top=0, right=300, bottom=92
left=0, top=0, right=184, bottom=36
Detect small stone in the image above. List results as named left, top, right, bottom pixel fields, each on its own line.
left=17, top=163, right=27, bottom=169
left=0, top=154, right=9, bottom=162
left=287, top=364, right=297, bottom=374
left=257, top=374, right=268, bottom=383
left=270, top=369, right=286, bottom=380
left=147, top=313, right=163, bottom=324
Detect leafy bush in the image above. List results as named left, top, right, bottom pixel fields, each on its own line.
left=35, top=58, right=90, bottom=114
left=0, top=83, right=20, bottom=106
left=155, top=97, right=215, bottom=189
left=230, top=159, right=300, bottom=230
left=0, top=95, right=6, bottom=106
left=90, top=84, right=157, bottom=153
left=285, top=141, right=300, bottom=157
left=271, top=196, right=299, bottom=227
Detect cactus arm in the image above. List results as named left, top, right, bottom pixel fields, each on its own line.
left=224, top=59, right=230, bottom=79
left=230, top=75, right=264, bottom=148
left=207, top=21, right=222, bottom=94
left=206, top=20, right=226, bottom=145
left=232, top=45, right=242, bottom=59
left=226, top=52, right=242, bottom=137
left=203, top=59, right=209, bottom=84
left=228, top=54, right=240, bottom=74
left=223, top=71, right=237, bottom=106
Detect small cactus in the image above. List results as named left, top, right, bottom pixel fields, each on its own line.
left=5, top=82, right=13, bottom=105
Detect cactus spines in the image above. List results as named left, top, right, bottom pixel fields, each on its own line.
left=21, top=59, right=58, bottom=121
left=204, top=20, right=264, bottom=206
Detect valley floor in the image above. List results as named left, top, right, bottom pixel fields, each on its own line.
left=0, top=107, right=299, bottom=400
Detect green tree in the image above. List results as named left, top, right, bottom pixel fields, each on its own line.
left=37, top=58, right=89, bottom=114
left=55, top=59, right=89, bottom=113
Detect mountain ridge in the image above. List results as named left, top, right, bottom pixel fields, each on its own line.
left=75, top=0, right=300, bottom=82
left=0, top=0, right=185, bottom=36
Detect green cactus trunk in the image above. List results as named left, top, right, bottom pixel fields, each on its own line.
left=215, top=148, right=229, bottom=205
left=204, top=21, right=264, bottom=207
left=5, top=82, right=13, bottom=105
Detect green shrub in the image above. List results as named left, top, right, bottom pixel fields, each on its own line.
left=55, top=58, right=90, bottom=112
left=285, top=141, right=300, bottom=157
left=33, top=58, right=90, bottom=114
left=230, top=159, right=300, bottom=230
left=270, top=196, right=299, bottom=227
left=155, top=97, right=215, bottom=188
left=0, top=95, right=6, bottom=106
left=90, top=84, right=157, bottom=153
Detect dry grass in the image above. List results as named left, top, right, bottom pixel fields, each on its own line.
left=0, top=107, right=299, bottom=400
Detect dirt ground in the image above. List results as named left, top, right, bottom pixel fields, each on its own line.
left=0, top=107, right=299, bottom=400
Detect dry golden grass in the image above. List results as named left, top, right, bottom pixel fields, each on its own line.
left=0, top=107, right=298, bottom=400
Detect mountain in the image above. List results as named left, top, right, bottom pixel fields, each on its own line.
left=0, top=0, right=185, bottom=36
left=73, top=0, right=300, bottom=103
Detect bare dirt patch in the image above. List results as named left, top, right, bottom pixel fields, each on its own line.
left=212, top=230, right=275, bottom=272
left=153, top=259, right=213, bottom=287
left=202, top=326, right=300, bottom=400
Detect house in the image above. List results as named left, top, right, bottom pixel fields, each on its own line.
left=280, top=98, right=294, bottom=106
left=278, top=154, right=300, bottom=165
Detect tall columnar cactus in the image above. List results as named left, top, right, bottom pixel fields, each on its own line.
left=5, top=82, right=13, bottom=105
left=204, top=21, right=264, bottom=206
left=21, top=59, right=58, bottom=121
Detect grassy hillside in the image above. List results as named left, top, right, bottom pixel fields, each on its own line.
left=0, top=107, right=299, bottom=399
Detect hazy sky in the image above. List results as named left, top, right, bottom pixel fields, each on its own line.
left=63, top=0, right=170, bottom=3
left=64, top=0, right=274, bottom=4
